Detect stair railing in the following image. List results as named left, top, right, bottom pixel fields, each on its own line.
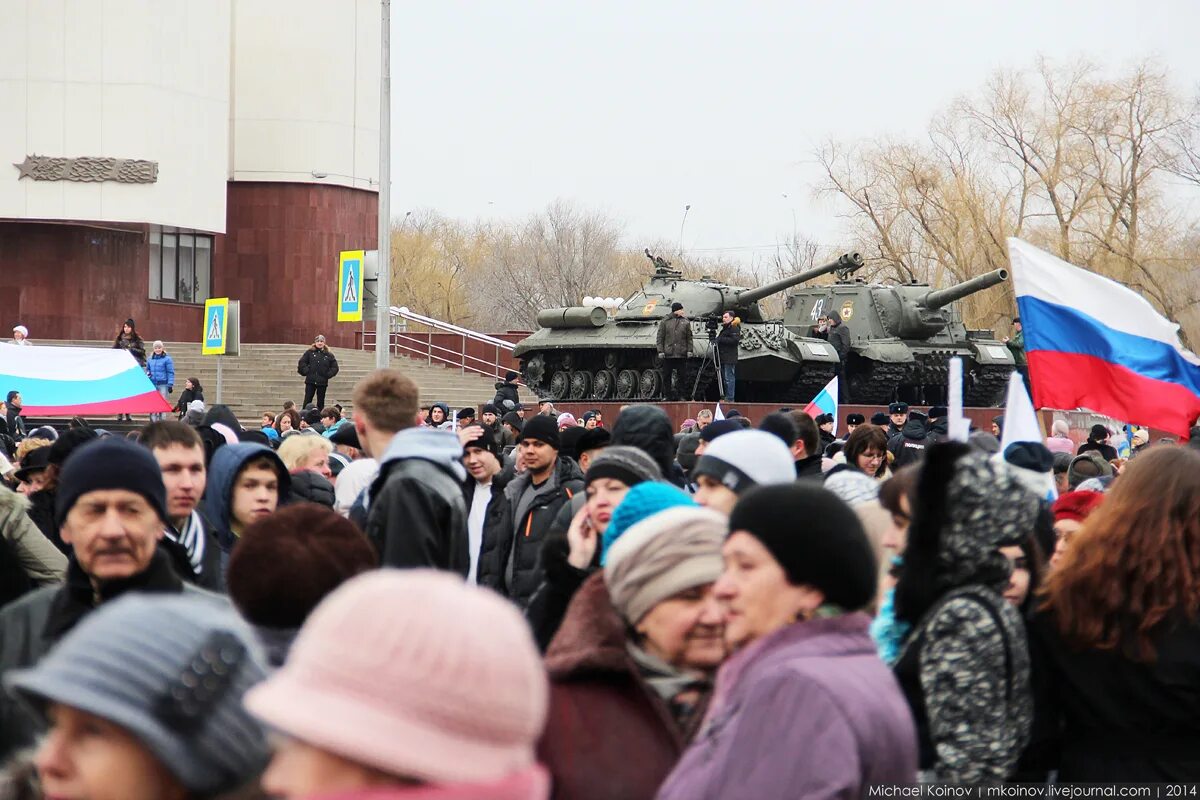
left=360, top=306, right=518, bottom=379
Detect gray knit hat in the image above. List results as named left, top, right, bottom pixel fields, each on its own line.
left=6, top=594, right=270, bottom=795
left=584, top=445, right=662, bottom=487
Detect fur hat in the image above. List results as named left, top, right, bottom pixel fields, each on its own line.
left=576, top=427, right=611, bottom=455
left=870, top=412, right=889, bottom=426
left=846, top=413, right=866, bottom=426
left=227, top=504, right=377, bottom=630
left=888, top=402, right=909, bottom=415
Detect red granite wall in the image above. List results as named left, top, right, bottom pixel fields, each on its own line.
left=0, top=221, right=201, bottom=341
left=215, top=182, right=378, bottom=348
left=0, top=182, right=378, bottom=348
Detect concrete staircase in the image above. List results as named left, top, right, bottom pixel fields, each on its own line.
left=31, top=340, right=538, bottom=427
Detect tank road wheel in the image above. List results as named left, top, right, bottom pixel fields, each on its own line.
left=593, top=369, right=616, bottom=400
left=548, top=370, right=570, bottom=401
left=569, top=370, right=592, bottom=400
left=639, top=369, right=662, bottom=400
left=616, top=369, right=639, bottom=400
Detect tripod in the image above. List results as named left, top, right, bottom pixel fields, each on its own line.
left=691, top=325, right=724, bottom=401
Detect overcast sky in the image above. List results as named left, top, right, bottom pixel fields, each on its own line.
left=393, top=2, right=1199, bottom=262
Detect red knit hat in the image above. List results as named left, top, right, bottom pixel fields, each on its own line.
left=1051, top=490, right=1104, bottom=523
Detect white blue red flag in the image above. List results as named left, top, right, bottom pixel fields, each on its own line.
left=1008, top=238, right=1200, bottom=437
left=803, top=376, right=839, bottom=434
left=0, top=344, right=171, bottom=415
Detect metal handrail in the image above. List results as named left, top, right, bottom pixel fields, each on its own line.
left=388, top=306, right=515, bottom=350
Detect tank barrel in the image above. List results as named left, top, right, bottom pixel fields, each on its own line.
left=919, top=268, right=1009, bottom=309
left=733, top=252, right=864, bottom=307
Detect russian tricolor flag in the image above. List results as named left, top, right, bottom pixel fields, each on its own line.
left=0, top=344, right=172, bottom=415
left=1008, top=238, right=1200, bottom=437
left=803, top=376, right=839, bottom=434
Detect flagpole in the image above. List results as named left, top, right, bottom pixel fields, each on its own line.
left=374, top=0, right=392, bottom=368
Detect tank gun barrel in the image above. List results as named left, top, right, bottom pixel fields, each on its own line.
left=919, top=268, right=1009, bottom=309
left=732, top=252, right=864, bottom=308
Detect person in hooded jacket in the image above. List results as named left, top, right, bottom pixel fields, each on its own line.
left=892, top=443, right=1040, bottom=783
left=477, top=416, right=584, bottom=608
left=203, top=443, right=291, bottom=584
left=540, top=507, right=727, bottom=800
left=888, top=409, right=931, bottom=469
left=494, top=370, right=522, bottom=412
left=611, top=405, right=688, bottom=489
left=925, top=406, right=949, bottom=444
left=426, top=401, right=453, bottom=429
left=355, top=370, right=470, bottom=576
left=1076, top=423, right=1118, bottom=462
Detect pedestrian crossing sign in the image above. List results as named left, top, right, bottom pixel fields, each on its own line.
left=338, top=250, right=365, bottom=322
left=202, top=298, right=229, bottom=355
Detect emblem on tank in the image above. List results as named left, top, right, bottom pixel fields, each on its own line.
left=841, top=301, right=854, bottom=320
left=14, top=155, right=159, bottom=184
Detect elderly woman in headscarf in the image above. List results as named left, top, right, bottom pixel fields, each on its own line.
left=539, top=505, right=727, bottom=800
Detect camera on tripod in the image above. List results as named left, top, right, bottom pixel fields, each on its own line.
left=701, top=315, right=721, bottom=339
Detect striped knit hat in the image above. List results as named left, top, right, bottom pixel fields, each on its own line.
left=6, top=594, right=270, bottom=795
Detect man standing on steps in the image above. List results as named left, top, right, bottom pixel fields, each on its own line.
left=657, top=301, right=692, bottom=401
left=297, top=334, right=339, bottom=410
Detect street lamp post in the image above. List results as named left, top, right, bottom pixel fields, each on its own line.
left=678, top=204, right=692, bottom=261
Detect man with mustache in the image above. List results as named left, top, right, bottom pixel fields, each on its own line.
left=0, top=436, right=228, bottom=758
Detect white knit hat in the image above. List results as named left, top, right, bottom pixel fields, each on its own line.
left=691, top=429, right=795, bottom=494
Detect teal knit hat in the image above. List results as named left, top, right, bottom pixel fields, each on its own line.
left=600, top=482, right=696, bottom=565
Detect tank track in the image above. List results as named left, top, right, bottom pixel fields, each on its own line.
left=775, top=362, right=838, bottom=404
left=847, top=360, right=910, bottom=405
left=964, top=363, right=1009, bottom=407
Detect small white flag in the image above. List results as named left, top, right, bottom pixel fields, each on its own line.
left=714, top=403, right=725, bottom=421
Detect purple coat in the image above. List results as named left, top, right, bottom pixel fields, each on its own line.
left=656, top=613, right=917, bottom=800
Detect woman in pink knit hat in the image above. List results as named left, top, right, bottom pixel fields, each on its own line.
left=244, top=570, right=550, bottom=800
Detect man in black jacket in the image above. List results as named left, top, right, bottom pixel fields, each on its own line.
left=827, top=314, right=851, bottom=400
left=715, top=311, right=741, bottom=401
left=461, top=425, right=510, bottom=584
left=1076, top=424, right=1118, bottom=463
left=0, top=437, right=222, bottom=758
left=476, top=415, right=583, bottom=608
left=888, top=409, right=931, bottom=469
left=656, top=302, right=693, bottom=400
left=297, top=334, right=340, bottom=410
left=787, top=410, right=825, bottom=481
left=492, top=371, right=521, bottom=412
left=355, top=369, right=469, bottom=576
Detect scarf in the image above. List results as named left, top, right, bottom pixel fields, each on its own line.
left=627, top=642, right=710, bottom=731
left=164, top=510, right=208, bottom=579
left=44, top=548, right=183, bottom=642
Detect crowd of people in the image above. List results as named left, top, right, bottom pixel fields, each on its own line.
left=0, top=350, right=1197, bottom=799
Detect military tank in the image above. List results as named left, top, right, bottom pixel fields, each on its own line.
left=783, top=268, right=1015, bottom=406
left=514, top=251, right=865, bottom=403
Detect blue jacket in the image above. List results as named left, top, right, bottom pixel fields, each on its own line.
left=202, top=444, right=290, bottom=583
left=147, top=351, right=175, bottom=388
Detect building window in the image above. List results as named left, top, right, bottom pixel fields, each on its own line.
left=149, top=226, right=212, bottom=304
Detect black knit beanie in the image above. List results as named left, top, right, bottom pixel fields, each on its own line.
left=55, top=437, right=169, bottom=525
left=465, top=425, right=502, bottom=458
left=519, top=415, right=560, bottom=449
left=729, top=483, right=877, bottom=610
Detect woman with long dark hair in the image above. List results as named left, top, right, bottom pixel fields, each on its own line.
left=1033, top=446, right=1200, bottom=781
left=174, top=377, right=204, bottom=419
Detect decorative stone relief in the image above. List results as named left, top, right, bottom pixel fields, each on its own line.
left=14, top=155, right=158, bottom=183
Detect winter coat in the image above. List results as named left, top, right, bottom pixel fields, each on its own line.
left=926, top=417, right=949, bottom=445
left=887, top=419, right=930, bottom=469
left=164, top=508, right=223, bottom=592
left=297, top=346, right=340, bottom=386
left=203, top=443, right=292, bottom=585
left=714, top=321, right=740, bottom=363
left=1044, top=434, right=1075, bottom=455
left=113, top=331, right=147, bottom=367
left=1007, top=329, right=1027, bottom=367
left=174, top=386, right=204, bottom=415
left=525, top=493, right=591, bottom=651
left=540, top=574, right=709, bottom=800
left=0, top=549, right=223, bottom=758
left=0, top=535, right=30, bottom=611
left=794, top=454, right=824, bottom=482
left=610, top=406, right=681, bottom=487
left=893, top=586, right=1032, bottom=783
left=289, top=470, right=336, bottom=507
left=493, top=380, right=521, bottom=412
left=0, top=486, right=67, bottom=587
left=827, top=320, right=851, bottom=360
left=1077, top=439, right=1118, bottom=463
left=657, top=614, right=918, bottom=800
left=5, top=408, right=25, bottom=442
left=1029, top=610, right=1200, bottom=781
left=147, top=351, right=175, bottom=388
left=656, top=315, right=692, bottom=359
left=477, top=456, right=583, bottom=608
left=278, top=769, right=550, bottom=800
left=366, top=427, right=469, bottom=576
left=24, top=488, right=65, bottom=553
